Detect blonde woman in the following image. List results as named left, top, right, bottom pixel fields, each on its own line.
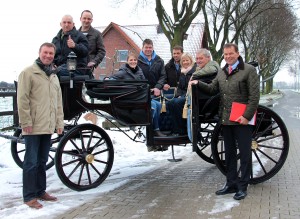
left=168, top=52, right=197, bottom=135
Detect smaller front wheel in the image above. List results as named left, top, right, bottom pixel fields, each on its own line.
left=55, top=124, right=114, bottom=191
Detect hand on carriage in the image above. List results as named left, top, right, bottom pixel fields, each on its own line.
left=163, top=84, right=171, bottom=90
left=87, top=61, right=96, bottom=68
left=151, top=87, right=161, bottom=96
left=189, top=80, right=199, bottom=86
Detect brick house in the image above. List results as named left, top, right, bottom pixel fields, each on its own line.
left=93, top=22, right=206, bottom=79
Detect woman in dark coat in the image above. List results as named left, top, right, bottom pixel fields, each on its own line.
left=168, top=52, right=197, bottom=135
left=109, top=53, right=165, bottom=140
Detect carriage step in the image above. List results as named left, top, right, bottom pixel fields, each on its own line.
left=102, top=120, right=127, bottom=130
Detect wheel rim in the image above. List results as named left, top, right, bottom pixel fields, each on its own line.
left=211, top=105, right=289, bottom=184
left=55, top=124, right=114, bottom=191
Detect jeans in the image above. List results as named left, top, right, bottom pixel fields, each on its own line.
left=151, top=99, right=161, bottom=130
left=23, top=134, right=51, bottom=202
left=168, top=96, right=187, bottom=134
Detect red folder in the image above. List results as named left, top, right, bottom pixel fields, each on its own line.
left=229, top=102, right=256, bottom=125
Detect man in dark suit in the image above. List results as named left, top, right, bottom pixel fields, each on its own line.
left=190, top=43, right=260, bottom=200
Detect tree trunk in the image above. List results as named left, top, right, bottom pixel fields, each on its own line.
left=265, top=79, right=273, bottom=94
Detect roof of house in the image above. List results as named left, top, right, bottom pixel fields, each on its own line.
left=95, top=22, right=204, bottom=63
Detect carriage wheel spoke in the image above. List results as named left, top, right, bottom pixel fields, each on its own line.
left=94, top=158, right=109, bottom=165
left=90, top=163, right=102, bottom=176
left=62, top=158, right=81, bottom=167
left=253, top=150, right=267, bottom=174
left=77, top=163, right=85, bottom=185
left=258, top=144, right=283, bottom=150
left=66, top=161, right=82, bottom=178
left=256, top=134, right=282, bottom=143
left=85, top=165, right=92, bottom=185
left=79, top=130, right=87, bottom=152
left=86, top=131, right=94, bottom=150
left=256, top=148, right=278, bottom=164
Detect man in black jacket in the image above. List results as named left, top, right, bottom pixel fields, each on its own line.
left=164, top=45, right=183, bottom=90
left=52, top=15, right=89, bottom=77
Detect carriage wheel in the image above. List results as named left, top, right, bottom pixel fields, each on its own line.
left=10, top=128, right=59, bottom=170
left=195, top=121, right=217, bottom=164
left=211, top=105, right=289, bottom=184
left=55, top=124, right=114, bottom=191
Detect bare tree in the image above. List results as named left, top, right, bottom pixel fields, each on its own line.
left=240, top=1, right=298, bottom=93
left=112, top=0, right=204, bottom=52
left=201, top=0, right=290, bottom=63
left=155, top=0, right=204, bottom=50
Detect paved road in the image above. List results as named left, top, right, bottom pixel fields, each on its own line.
left=57, top=90, right=300, bottom=219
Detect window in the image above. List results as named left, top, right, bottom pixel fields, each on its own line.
left=117, top=50, right=128, bottom=62
left=99, top=57, right=106, bottom=69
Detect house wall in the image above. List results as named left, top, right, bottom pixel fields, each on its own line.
left=94, top=28, right=140, bottom=79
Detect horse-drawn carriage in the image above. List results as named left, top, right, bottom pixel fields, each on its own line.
left=8, top=76, right=289, bottom=191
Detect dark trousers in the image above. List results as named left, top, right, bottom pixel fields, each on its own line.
left=168, top=96, right=187, bottom=134
left=222, top=125, right=253, bottom=191
left=23, top=134, right=51, bottom=202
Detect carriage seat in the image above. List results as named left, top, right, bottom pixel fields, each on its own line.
left=85, top=79, right=149, bottom=101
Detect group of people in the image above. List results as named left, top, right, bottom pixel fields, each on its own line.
left=106, top=41, right=260, bottom=201
left=17, top=8, right=259, bottom=209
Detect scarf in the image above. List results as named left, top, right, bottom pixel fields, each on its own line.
left=126, top=63, right=138, bottom=73
left=35, top=58, right=57, bottom=77
left=181, top=65, right=193, bottom=75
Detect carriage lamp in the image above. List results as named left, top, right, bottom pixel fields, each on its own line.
left=67, top=52, right=77, bottom=88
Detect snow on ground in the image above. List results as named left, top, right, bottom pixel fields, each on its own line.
left=0, top=120, right=196, bottom=219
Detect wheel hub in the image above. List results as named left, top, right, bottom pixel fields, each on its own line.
left=251, top=140, right=258, bottom=150
left=85, top=154, right=94, bottom=163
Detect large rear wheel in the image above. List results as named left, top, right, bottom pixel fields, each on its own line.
left=211, top=105, right=289, bottom=184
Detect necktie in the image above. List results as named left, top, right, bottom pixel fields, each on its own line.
left=229, top=65, right=232, bottom=74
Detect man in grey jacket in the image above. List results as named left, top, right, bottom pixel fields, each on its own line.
left=18, top=43, right=64, bottom=209
left=79, top=10, right=106, bottom=77
left=190, top=43, right=260, bottom=200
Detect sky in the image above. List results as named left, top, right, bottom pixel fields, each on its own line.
left=0, top=0, right=159, bottom=83
left=0, top=0, right=297, bottom=83
left=0, top=113, right=242, bottom=219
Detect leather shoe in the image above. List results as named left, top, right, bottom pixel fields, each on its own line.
left=25, top=199, right=43, bottom=209
left=38, top=192, right=57, bottom=201
left=233, top=190, right=247, bottom=200
left=215, top=186, right=237, bottom=195
left=154, top=130, right=166, bottom=137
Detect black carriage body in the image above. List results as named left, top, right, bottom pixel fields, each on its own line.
left=9, top=76, right=289, bottom=191
left=60, top=78, right=152, bottom=126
